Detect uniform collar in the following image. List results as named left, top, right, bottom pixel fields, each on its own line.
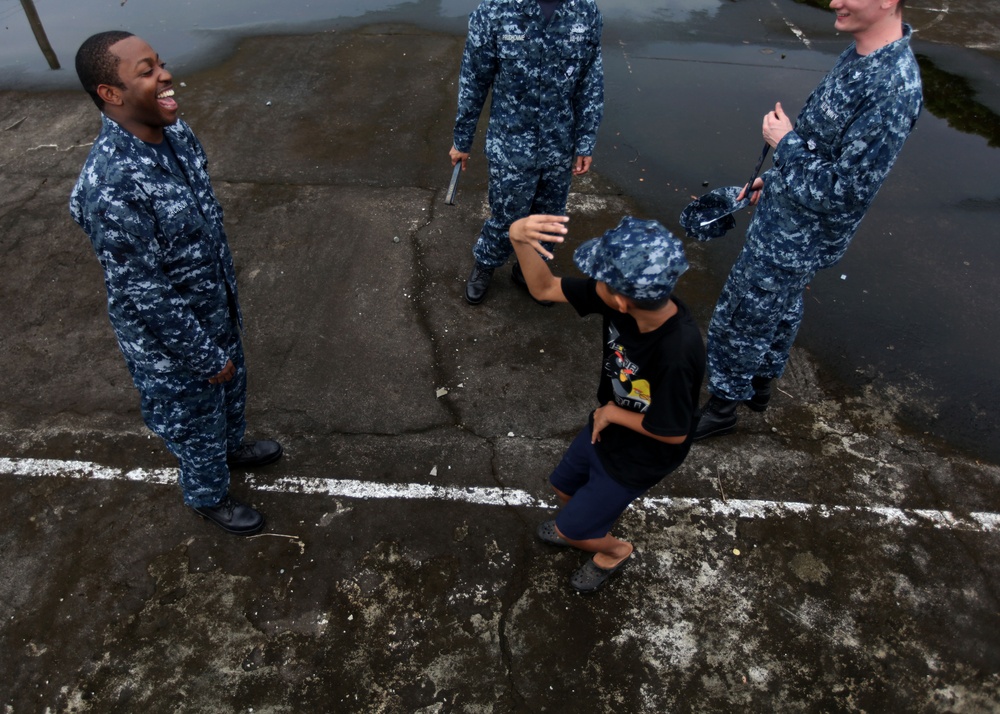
left=521, top=0, right=572, bottom=19
left=839, top=22, right=913, bottom=84
left=100, top=113, right=185, bottom=178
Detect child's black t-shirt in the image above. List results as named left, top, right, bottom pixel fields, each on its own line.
left=562, top=277, right=706, bottom=490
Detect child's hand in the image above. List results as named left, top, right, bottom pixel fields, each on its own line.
left=509, top=215, right=568, bottom=260
left=591, top=402, right=616, bottom=443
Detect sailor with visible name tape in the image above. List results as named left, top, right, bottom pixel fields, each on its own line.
left=449, top=0, right=604, bottom=305
left=695, top=0, right=923, bottom=440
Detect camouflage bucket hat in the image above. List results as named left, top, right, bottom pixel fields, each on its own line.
left=679, top=185, right=744, bottom=241
left=680, top=142, right=771, bottom=241
left=573, top=216, right=688, bottom=302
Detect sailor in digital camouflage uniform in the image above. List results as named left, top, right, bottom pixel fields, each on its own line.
left=694, top=0, right=923, bottom=440
left=449, top=0, right=604, bottom=305
left=70, top=31, right=282, bottom=534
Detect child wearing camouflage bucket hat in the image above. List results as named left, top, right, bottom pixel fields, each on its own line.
left=509, top=214, right=705, bottom=593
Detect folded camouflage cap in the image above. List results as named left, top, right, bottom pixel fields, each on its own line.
left=573, top=216, right=688, bottom=302
left=679, top=186, right=743, bottom=241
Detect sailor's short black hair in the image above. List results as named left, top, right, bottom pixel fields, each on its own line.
left=75, top=31, right=134, bottom=109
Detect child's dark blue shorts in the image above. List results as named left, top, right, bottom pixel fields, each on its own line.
left=549, top=426, right=648, bottom=541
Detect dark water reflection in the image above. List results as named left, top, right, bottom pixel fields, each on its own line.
left=917, top=54, right=1000, bottom=147
left=593, top=2, right=1000, bottom=462
left=2, top=0, right=999, bottom=461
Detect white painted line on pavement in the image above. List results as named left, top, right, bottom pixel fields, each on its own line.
left=2, top=456, right=998, bottom=533
left=254, top=474, right=547, bottom=508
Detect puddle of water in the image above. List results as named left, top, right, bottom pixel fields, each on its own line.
left=590, top=2, right=1000, bottom=462
left=0, top=0, right=447, bottom=87
left=1, top=0, right=735, bottom=88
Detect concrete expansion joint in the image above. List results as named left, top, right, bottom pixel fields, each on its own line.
left=3, top=115, right=27, bottom=131
left=408, top=208, right=468, bottom=430
left=493, top=541, right=533, bottom=709
left=497, top=619, right=531, bottom=710
left=320, top=424, right=454, bottom=439
left=484, top=437, right=502, bottom=485
left=24, top=141, right=93, bottom=153
left=410, top=203, right=436, bottom=248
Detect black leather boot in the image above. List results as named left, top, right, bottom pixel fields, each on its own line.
left=465, top=262, right=494, bottom=305
left=227, top=439, right=283, bottom=468
left=693, top=396, right=740, bottom=441
left=745, top=377, right=772, bottom=412
left=191, top=495, right=264, bottom=535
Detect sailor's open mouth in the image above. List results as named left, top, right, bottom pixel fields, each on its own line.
left=157, top=88, right=177, bottom=110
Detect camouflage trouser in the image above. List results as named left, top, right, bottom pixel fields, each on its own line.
left=707, top=248, right=814, bottom=401
left=473, top=158, right=574, bottom=269
left=134, top=327, right=247, bottom=508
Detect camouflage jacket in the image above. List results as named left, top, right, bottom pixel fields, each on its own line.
left=746, top=24, right=923, bottom=273
left=70, top=115, right=241, bottom=381
left=453, top=0, right=604, bottom=170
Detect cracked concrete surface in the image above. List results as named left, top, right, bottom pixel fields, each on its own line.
left=1, top=18, right=999, bottom=714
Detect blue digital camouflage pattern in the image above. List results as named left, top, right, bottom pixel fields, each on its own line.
left=706, top=26, right=922, bottom=402
left=454, top=0, right=603, bottom=269
left=70, top=115, right=247, bottom=507
left=679, top=185, right=743, bottom=241
left=745, top=24, right=922, bottom=272
left=71, top=115, right=242, bottom=379
left=475, top=159, right=573, bottom=267
left=574, top=216, right=688, bottom=302
left=707, top=248, right=814, bottom=401
left=139, top=328, right=247, bottom=507
left=453, top=0, right=604, bottom=169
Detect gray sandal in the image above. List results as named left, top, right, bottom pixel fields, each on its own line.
left=536, top=520, right=570, bottom=547
left=569, top=556, right=629, bottom=593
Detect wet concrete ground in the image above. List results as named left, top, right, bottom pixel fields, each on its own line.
left=1, top=8, right=1000, bottom=714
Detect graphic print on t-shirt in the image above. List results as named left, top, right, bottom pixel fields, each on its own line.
left=604, top=324, right=651, bottom=412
